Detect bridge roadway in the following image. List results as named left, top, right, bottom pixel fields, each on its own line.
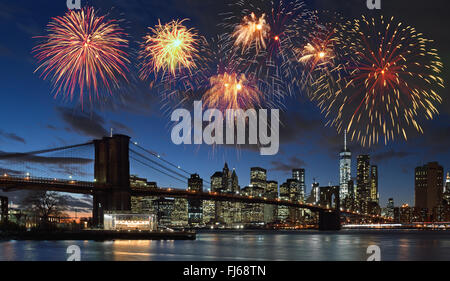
left=0, top=175, right=388, bottom=221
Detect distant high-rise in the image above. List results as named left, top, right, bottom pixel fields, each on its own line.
left=250, top=167, right=267, bottom=190
left=292, top=169, right=306, bottom=201
left=356, top=155, right=371, bottom=201
left=386, top=198, right=394, bottom=218
left=370, top=165, right=379, bottom=203
left=415, top=162, right=444, bottom=211
left=187, top=174, right=203, bottom=225
left=339, top=130, right=352, bottom=201
left=445, top=172, right=450, bottom=193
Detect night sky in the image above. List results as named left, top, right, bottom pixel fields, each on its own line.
left=0, top=0, right=449, bottom=214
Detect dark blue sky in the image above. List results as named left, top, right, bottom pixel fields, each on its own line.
left=0, top=0, right=449, bottom=209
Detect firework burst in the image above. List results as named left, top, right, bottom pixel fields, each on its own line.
left=139, top=19, right=199, bottom=80
left=33, top=7, right=130, bottom=104
left=203, top=72, right=263, bottom=112
left=297, top=11, right=349, bottom=103
left=232, top=12, right=270, bottom=54
left=222, top=0, right=315, bottom=98
left=323, top=16, right=444, bottom=146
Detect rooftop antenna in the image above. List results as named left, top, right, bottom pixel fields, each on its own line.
left=344, top=129, right=347, bottom=151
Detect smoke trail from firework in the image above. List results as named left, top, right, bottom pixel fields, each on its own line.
left=323, top=16, right=444, bottom=147
left=33, top=7, right=130, bottom=104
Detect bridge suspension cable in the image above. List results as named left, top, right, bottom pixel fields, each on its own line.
left=129, top=156, right=187, bottom=186
left=0, top=142, right=94, bottom=160
left=130, top=142, right=212, bottom=186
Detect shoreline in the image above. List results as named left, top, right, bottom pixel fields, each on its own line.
left=0, top=230, right=196, bottom=241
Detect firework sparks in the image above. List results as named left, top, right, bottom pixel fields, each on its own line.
left=232, top=12, right=270, bottom=53
left=33, top=7, right=130, bottom=104
left=222, top=0, right=314, bottom=98
left=323, top=16, right=444, bottom=146
left=203, top=72, right=262, bottom=112
left=139, top=19, right=199, bottom=80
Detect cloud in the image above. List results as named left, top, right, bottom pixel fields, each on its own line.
left=0, top=130, right=26, bottom=144
left=0, top=151, right=93, bottom=165
left=270, top=156, right=307, bottom=173
left=372, top=150, right=414, bottom=163
left=56, top=107, right=109, bottom=139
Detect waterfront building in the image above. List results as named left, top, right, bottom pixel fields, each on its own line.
left=339, top=130, right=352, bottom=201
left=386, top=198, right=395, bottom=218
left=187, top=174, right=203, bottom=226
left=278, top=182, right=290, bottom=222
left=264, top=180, right=278, bottom=223
left=415, top=162, right=444, bottom=211
left=130, top=175, right=157, bottom=215
left=292, top=169, right=306, bottom=201
left=154, top=198, right=174, bottom=227
left=370, top=165, right=379, bottom=204
left=171, top=198, right=188, bottom=227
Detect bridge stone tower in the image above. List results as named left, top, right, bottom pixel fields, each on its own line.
left=318, top=186, right=341, bottom=231
left=0, top=196, right=8, bottom=223
left=92, top=134, right=131, bottom=227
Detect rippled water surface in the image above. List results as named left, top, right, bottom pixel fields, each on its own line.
left=1, top=230, right=449, bottom=261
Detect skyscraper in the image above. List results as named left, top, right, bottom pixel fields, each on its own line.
left=339, top=130, right=352, bottom=201
left=415, top=162, right=444, bottom=211
left=356, top=154, right=371, bottom=201
left=292, top=169, right=306, bottom=201
left=445, top=172, right=450, bottom=193
left=370, top=165, right=379, bottom=203
left=187, top=174, right=203, bottom=225
left=386, top=198, right=394, bottom=218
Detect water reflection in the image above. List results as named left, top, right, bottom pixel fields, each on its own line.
left=1, top=230, right=450, bottom=261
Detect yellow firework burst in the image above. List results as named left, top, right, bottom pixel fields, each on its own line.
left=232, top=13, right=270, bottom=53
left=140, top=19, right=199, bottom=79
left=203, top=72, right=262, bottom=111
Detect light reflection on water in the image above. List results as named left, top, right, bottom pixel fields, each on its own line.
left=0, top=230, right=450, bottom=261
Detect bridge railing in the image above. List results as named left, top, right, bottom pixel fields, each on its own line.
left=0, top=174, right=94, bottom=187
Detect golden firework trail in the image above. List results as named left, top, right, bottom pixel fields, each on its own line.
left=33, top=7, right=130, bottom=104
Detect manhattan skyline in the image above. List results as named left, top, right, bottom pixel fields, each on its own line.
left=0, top=0, right=449, bottom=211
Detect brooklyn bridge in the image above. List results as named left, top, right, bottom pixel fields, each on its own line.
left=0, top=134, right=391, bottom=230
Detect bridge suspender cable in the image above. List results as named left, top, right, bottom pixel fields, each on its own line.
left=131, top=142, right=212, bottom=186
left=130, top=149, right=190, bottom=181
left=130, top=156, right=187, bottom=186
left=131, top=142, right=191, bottom=175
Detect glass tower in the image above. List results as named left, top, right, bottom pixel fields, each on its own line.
left=339, top=130, right=352, bottom=201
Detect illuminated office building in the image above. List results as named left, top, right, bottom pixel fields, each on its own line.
left=356, top=155, right=371, bottom=199
left=415, top=162, right=444, bottom=211
left=187, top=174, right=203, bottom=225
left=171, top=198, right=188, bottom=227
left=339, top=130, right=352, bottom=201
left=370, top=165, right=379, bottom=204
left=292, top=169, right=305, bottom=202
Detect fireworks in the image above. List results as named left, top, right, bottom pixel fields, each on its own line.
left=222, top=0, right=315, bottom=98
left=297, top=11, right=349, bottom=104
left=322, top=16, right=444, bottom=146
left=232, top=12, right=270, bottom=53
left=33, top=7, right=129, bottom=104
left=203, top=72, right=263, bottom=112
left=139, top=19, right=199, bottom=80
